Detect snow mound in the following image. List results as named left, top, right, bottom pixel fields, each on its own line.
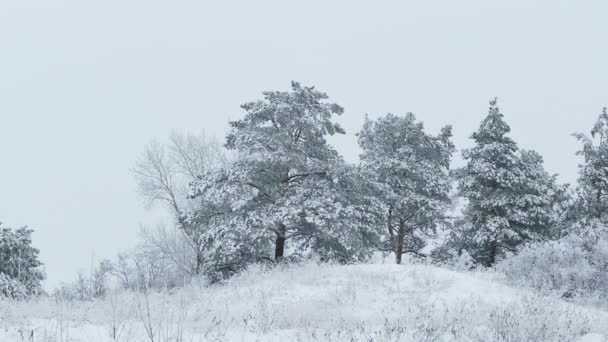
left=1, top=262, right=607, bottom=341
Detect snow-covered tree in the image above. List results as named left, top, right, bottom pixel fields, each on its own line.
left=572, top=107, right=608, bottom=222
left=133, top=132, right=230, bottom=276
left=297, top=163, right=387, bottom=262
left=192, top=163, right=385, bottom=267
left=195, top=81, right=368, bottom=261
left=358, top=113, right=454, bottom=264
left=187, top=168, right=269, bottom=278
left=0, top=224, right=45, bottom=299
left=456, top=99, right=566, bottom=266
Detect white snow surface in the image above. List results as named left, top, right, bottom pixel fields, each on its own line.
left=1, top=262, right=607, bottom=341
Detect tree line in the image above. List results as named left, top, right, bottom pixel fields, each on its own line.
left=2, top=81, right=607, bottom=298
left=133, top=81, right=608, bottom=279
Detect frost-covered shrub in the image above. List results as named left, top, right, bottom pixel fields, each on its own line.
left=53, top=259, right=115, bottom=301
left=497, top=221, right=608, bottom=301
left=438, top=249, right=476, bottom=271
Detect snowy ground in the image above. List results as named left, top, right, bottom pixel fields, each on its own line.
left=1, top=262, right=607, bottom=341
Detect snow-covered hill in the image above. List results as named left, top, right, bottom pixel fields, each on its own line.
left=1, top=262, right=607, bottom=341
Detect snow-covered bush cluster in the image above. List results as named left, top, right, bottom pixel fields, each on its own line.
left=52, top=226, right=197, bottom=301
left=497, top=220, right=608, bottom=303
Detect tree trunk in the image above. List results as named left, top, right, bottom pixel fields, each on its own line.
left=395, top=218, right=405, bottom=264
left=387, top=206, right=393, bottom=238
left=596, top=188, right=602, bottom=219
left=487, top=240, right=498, bottom=266
left=274, top=224, right=286, bottom=260
left=195, top=249, right=204, bottom=275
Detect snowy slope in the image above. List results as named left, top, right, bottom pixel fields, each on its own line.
left=1, top=262, right=607, bottom=341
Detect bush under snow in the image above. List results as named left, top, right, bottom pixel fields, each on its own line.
left=497, top=221, right=608, bottom=303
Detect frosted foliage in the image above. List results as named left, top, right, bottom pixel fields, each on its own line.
left=0, top=273, right=28, bottom=300
left=0, top=225, right=44, bottom=299
left=444, top=250, right=476, bottom=272
left=573, top=107, right=608, bottom=221
left=191, top=82, right=378, bottom=262
left=457, top=99, right=566, bottom=265
left=498, top=220, right=608, bottom=303
left=358, top=112, right=454, bottom=262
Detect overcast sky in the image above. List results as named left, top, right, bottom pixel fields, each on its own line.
left=1, top=1, right=607, bottom=289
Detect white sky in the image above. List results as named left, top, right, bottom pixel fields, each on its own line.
left=1, top=1, right=607, bottom=289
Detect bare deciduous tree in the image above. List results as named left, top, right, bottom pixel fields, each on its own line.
left=133, top=131, right=229, bottom=276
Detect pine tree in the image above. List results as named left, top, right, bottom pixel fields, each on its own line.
left=0, top=224, right=45, bottom=299
left=457, top=99, right=565, bottom=266
left=358, top=113, right=454, bottom=264
left=195, top=82, right=358, bottom=261
left=573, top=107, right=608, bottom=222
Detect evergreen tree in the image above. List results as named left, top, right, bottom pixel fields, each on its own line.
left=195, top=81, right=362, bottom=261
left=358, top=113, right=454, bottom=264
left=0, top=223, right=45, bottom=299
left=573, top=107, right=608, bottom=222
left=189, top=167, right=274, bottom=276
left=457, top=99, right=565, bottom=266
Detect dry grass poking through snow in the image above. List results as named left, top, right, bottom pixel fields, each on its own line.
left=1, top=262, right=607, bottom=341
